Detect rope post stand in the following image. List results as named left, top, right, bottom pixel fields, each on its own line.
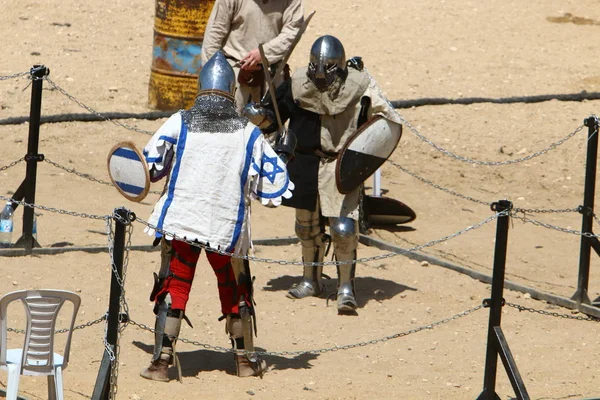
left=572, top=115, right=600, bottom=307
left=92, top=207, right=133, bottom=400
left=477, top=200, right=530, bottom=400
left=12, top=65, right=48, bottom=252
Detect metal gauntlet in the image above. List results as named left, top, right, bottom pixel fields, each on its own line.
left=242, top=102, right=277, bottom=131
left=273, top=129, right=297, bottom=165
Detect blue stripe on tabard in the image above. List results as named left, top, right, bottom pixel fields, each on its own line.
left=115, top=181, right=144, bottom=196
left=159, top=135, right=177, bottom=144
left=228, top=126, right=261, bottom=252
left=113, top=147, right=141, bottom=161
left=145, top=156, right=163, bottom=163
left=156, top=117, right=185, bottom=239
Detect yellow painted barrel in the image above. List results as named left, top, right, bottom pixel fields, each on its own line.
left=148, top=0, right=215, bottom=111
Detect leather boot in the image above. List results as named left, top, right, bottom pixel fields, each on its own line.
left=140, top=352, right=171, bottom=382
left=235, top=353, right=268, bottom=378
left=227, top=314, right=268, bottom=378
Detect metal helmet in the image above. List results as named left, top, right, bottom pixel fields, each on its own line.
left=307, top=35, right=347, bottom=91
left=198, top=50, right=236, bottom=95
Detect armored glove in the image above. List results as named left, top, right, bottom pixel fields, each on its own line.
left=242, top=102, right=277, bottom=132
left=273, top=129, right=297, bottom=165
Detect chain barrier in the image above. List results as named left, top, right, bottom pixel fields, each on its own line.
left=389, top=160, right=581, bottom=215
left=0, top=71, right=30, bottom=81
left=594, top=213, right=600, bottom=228
left=135, top=212, right=503, bottom=267
left=0, top=157, right=25, bottom=173
left=511, top=211, right=600, bottom=238
left=507, top=302, right=600, bottom=322
left=387, top=160, right=491, bottom=206
left=0, top=194, right=110, bottom=221
left=43, top=76, right=154, bottom=135
left=363, top=68, right=585, bottom=166
left=101, top=242, right=118, bottom=399
left=7, top=315, right=106, bottom=335
left=358, top=186, right=369, bottom=233
left=103, top=210, right=134, bottom=400
left=44, top=157, right=163, bottom=195
left=129, top=304, right=482, bottom=357
left=513, top=206, right=580, bottom=215
left=45, top=157, right=114, bottom=187
left=402, top=119, right=585, bottom=166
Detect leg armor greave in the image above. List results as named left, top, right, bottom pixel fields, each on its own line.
left=226, top=257, right=267, bottom=378
left=152, top=293, right=182, bottom=363
left=330, top=217, right=359, bottom=312
left=141, top=293, right=183, bottom=382
left=288, top=208, right=326, bottom=299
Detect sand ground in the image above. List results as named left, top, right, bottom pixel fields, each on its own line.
left=2, top=1, right=600, bottom=399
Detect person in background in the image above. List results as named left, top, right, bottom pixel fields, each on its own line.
left=200, top=0, right=304, bottom=112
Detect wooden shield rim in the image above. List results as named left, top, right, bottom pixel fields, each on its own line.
left=106, top=141, right=150, bottom=202
left=335, top=116, right=403, bottom=194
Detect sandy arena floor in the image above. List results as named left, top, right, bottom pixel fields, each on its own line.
left=2, top=1, right=600, bottom=399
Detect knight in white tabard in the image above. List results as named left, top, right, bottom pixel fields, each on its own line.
left=244, top=35, right=402, bottom=314
left=140, top=51, right=294, bottom=382
left=200, top=0, right=304, bottom=111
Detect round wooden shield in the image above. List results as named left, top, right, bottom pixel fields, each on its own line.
left=107, top=141, right=150, bottom=202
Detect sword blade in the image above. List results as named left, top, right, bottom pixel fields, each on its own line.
left=258, top=43, right=284, bottom=135
left=272, top=10, right=316, bottom=84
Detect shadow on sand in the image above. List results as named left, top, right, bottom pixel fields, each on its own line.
left=263, top=275, right=416, bottom=309
left=132, top=341, right=320, bottom=379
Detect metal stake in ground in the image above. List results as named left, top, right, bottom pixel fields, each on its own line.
left=478, top=200, right=530, bottom=400
left=13, top=65, right=48, bottom=252
left=92, top=207, right=133, bottom=400
left=572, top=115, right=600, bottom=307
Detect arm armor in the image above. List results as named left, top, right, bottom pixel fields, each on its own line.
left=273, top=129, right=297, bottom=165
left=244, top=79, right=294, bottom=134
left=149, top=148, right=174, bottom=182
left=242, top=102, right=277, bottom=132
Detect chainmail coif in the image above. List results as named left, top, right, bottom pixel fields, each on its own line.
left=182, top=93, right=247, bottom=133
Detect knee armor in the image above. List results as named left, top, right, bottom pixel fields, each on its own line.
left=330, top=217, right=358, bottom=257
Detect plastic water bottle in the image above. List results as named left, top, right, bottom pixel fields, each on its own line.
left=0, top=202, right=14, bottom=248
left=32, top=213, right=38, bottom=242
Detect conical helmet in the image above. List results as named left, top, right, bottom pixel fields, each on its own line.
left=198, top=50, right=236, bottom=95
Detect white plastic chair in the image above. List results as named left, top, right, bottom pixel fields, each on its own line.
left=0, top=289, right=81, bottom=400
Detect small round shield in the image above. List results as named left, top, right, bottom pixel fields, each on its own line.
left=107, top=141, right=150, bottom=202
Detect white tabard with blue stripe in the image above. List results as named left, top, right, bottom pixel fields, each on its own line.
left=143, top=112, right=293, bottom=254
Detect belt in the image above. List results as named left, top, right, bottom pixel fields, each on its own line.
left=297, top=147, right=339, bottom=161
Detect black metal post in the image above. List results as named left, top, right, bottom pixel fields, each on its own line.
left=478, top=200, right=529, bottom=400
left=571, top=116, right=600, bottom=306
left=92, top=208, right=131, bottom=400
left=14, top=65, right=48, bottom=252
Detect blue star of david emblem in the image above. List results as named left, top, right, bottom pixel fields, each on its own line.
left=260, top=154, right=285, bottom=184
